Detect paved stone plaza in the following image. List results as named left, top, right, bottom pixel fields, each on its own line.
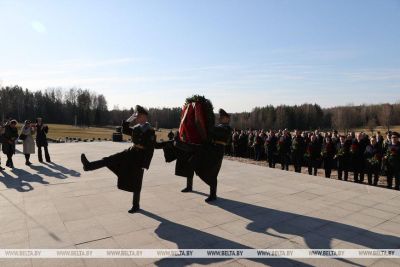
left=0, top=142, right=399, bottom=267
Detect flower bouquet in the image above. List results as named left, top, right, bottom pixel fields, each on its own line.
left=350, top=143, right=359, bottom=155
left=367, top=155, right=380, bottom=166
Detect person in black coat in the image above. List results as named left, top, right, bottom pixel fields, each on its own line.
left=231, top=130, right=239, bottom=157
left=253, top=132, right=263, bottom=161
left=238, top=130, right=248, bottom=157
left=36, top=118, right=51, bottom=163
left=351, top=132, right=368, bottom=183
left=291, top=130, right=305, bottom=173
left=81, top=105, right=158, bottom=213
left=2, top=120, right=18, bottom=168
left=265, top=130, right=278, bottom=168
left=322, top=136, right=336, bottom=178
left=364, top=136, right=382, bottom=186
left=306, top=134, right=322, bottom=176
left=336, top=135, right=351, bottom=181
left=384, top=132, right=400, bottom=190
left=278, top=130, right=291, bottom=171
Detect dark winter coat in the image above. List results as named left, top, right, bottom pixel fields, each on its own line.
left=103, top=121, right=156, bottom=192
left=2, top=125, right=18, bottom=155
left=36, top=124, right=49, bottom=147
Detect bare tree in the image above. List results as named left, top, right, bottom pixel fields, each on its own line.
left=378, top=104, right=393, bottom=132
left=367, top=117, right=377, bottom=135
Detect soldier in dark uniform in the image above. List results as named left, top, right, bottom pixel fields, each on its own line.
left=36, top=118, right=51, bottom=163
left=265, top=130, right=278, bottom=168
left=336, top=135, right=351, bottom=181
left=204, top=108, right=232, bottom=201
left=80, top=105, right=157, bottom=213
left=384, top=132, right=400, bottom=190
left=291, top=130, right=305, bottom=173
left=168, top=108, right=231, bottom=202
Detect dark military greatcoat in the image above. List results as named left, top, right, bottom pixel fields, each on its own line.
left=191, top=123, right=232, bottom=185
left=103, top=121, right=155, bottom=192
left=163, top=123, right=232, bottom=187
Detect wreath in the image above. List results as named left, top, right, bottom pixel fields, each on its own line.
left=184, top=94, right=215, bottom=133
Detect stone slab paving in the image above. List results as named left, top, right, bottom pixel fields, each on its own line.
left=0, top=142, right=399, bottom=267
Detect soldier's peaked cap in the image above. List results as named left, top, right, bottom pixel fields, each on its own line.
left=135, top=105, right=148, bottom=115
left=219, top=108, right=230, bottom=118
left=392, top=131, right=399, bottom=137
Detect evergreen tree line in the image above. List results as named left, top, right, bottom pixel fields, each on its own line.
left=231, top=103, right=400, bottom=132
left=0, top=86, right=181, bottom=128
left=1, top=86, right=399, bottom=131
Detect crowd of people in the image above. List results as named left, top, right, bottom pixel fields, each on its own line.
left=228, top=129, right=400, bottom=190
left=0, top=118, right=51, bottom=169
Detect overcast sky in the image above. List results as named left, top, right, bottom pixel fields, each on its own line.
left=1, top=0, right=399, bottom=112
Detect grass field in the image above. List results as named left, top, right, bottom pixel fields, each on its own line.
left=16, top=124, right=172, bottom=142
left=349, top=125, right=400, bottom=136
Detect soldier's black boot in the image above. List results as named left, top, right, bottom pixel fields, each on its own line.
left=181, top=175, right=193, bottom=192
left=205, top=184, right=217, bottom=203
left=81, top=154, right=105, bottom=171
left=129, top=192, right=140, bottom=214
left=128, top=206, right=140, bottom=213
